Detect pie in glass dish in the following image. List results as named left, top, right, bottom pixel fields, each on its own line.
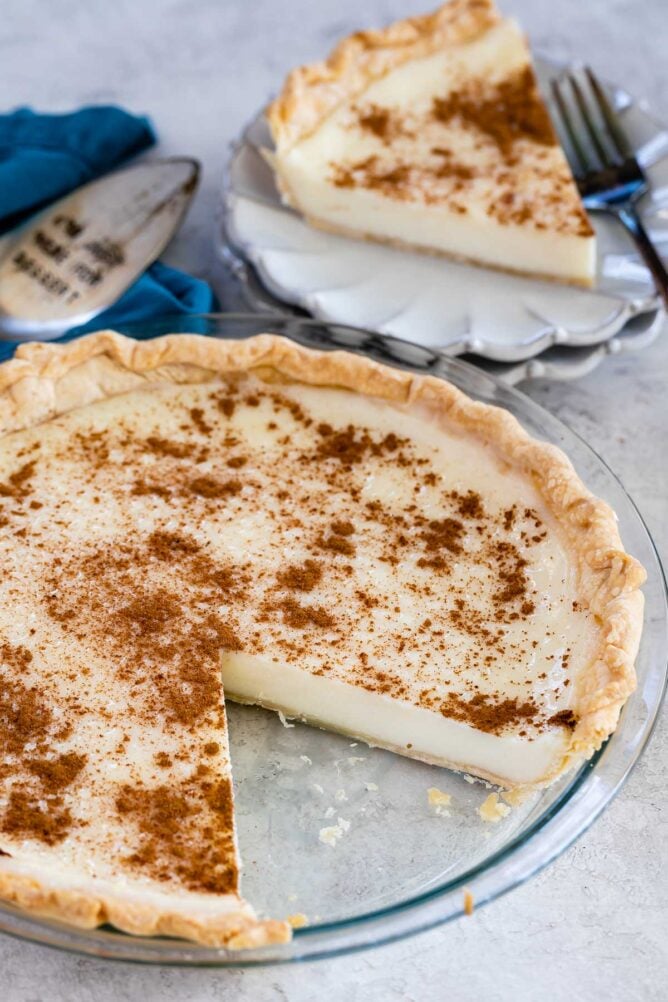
left=0, top=332, right=643, bottom=945
left=266, top=0, right=596, bottom=285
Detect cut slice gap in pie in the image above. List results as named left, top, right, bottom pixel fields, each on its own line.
left=0, top=332, right=643, bottom=946
left=267, top=0, right=596, bottom=285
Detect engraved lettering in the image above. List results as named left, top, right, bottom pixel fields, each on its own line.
left=53, top=214, right=85, bottom=239
left=72, top=262, right=103, bottom=287
left=84, top=239, right=125, bottom=268
left=12, top=250, right=70, bottom=297
left=33, top=230, right=69, bottom=264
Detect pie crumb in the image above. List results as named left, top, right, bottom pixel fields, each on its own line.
left=365, top=781, right=378, bottom=792
left=427, top=786, right=452, bottom=816
left=288, top=912, right=309, bottom=928
left=478, top=792, right=511, bottom=823
left=278, top=710, right=295, bottom=728
left=318, top=817, right=350, bottom=846
left=319, top=826, right=339, bottom=846
left=427, top=786, right=452, bottom=807
left=464, top=890, right=475, bottom=916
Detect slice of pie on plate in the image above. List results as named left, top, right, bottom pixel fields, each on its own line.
left=267, top=0, right=596, bottom=285
left=0, top=332, right=643, bottom=945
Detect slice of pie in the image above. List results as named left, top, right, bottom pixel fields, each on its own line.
left=0, top=331, right=643, bottom=945
left=267, top=0, right=596, bottom=285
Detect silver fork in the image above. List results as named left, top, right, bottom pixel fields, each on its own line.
left=551, top=66, right=668, bottom=306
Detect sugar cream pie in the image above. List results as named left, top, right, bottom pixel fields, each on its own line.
left=267, top=0, right=596, bottom=285
left=0, top=331, right=644, bottom=946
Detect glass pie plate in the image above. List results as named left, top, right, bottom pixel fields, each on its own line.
left=0, top=314, right=665, bottom=966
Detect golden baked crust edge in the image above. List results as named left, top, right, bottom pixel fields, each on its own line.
left=266, top=0, right=500, bottom=151
left=0, top=869, right=290, bottom=949
left=0, top=328, right=645, bottom=938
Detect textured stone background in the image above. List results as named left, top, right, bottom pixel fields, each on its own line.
left=1, top=1, right=666, bottom=999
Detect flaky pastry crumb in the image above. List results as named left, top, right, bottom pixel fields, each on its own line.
left=477, top=792, right=511, bottom=822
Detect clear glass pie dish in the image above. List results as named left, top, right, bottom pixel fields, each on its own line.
left=0, top=313, right=665, bottom=966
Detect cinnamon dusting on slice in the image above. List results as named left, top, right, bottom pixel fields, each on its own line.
left=189, top=407, right=213, bottom=436
left=356, top=104, right=406, bottom=143
left=0, top=677, right=55, bottom=759
left=432, top=67, right=557, bottom=155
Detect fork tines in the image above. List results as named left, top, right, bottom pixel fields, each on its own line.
left=550, top=66, right=641, bottom=184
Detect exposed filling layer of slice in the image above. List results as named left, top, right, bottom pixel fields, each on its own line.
left=273, top=18, right=595, bottom=282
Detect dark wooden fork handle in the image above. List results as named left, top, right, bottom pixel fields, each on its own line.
left=615, top=204, right=668, bottom=307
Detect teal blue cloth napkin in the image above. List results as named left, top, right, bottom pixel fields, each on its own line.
left=0, top=106, right=216, bottom=361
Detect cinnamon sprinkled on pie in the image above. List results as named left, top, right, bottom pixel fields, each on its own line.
left=0, top=675, right=84, bottom=844
left=268, top=597, right=336, bottom=631
left=0, top=362, right=597, bottom=901
left=188, top=475, right=242, bottom=499
left=439, top=692, right=539, bottom=734
left=0, top=376, right=580, bottom=745
left=27, top=752, right=87, bottom=794
left=44, top=540, right=243, bottom=728
left=277, top=559, right=323, bottom=592
left=116, top=776, right=237, bottom=894
left=3, top=791, right=76, bottom=846
left=0, top=461, right=37, bottom=498
left=0, top=327, right=646, bottom=951
left=0, top=315, right=647, bottom=959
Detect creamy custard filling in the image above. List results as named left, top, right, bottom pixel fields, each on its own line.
left=0, top=370, right=599, bottom=838
left=274, top=19, right=595, bottom=282
left=221, top=654, right=571, bottom=787
left=0, top=590, right=244, bottom=922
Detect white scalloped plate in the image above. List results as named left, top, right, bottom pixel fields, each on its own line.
left=216, top=242, right=664, bottom=384
left=221, top=58, right=668, bottom=362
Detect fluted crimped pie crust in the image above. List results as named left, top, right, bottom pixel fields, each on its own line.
left=267, top=0, right=499, bottom=152
left=0, top=330, right=644, bottom=946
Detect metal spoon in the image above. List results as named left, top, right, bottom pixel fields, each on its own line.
left=0, top=157, right=200, bottom=340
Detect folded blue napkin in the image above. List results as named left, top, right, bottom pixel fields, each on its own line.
left=0, top=106, right=217, bottom=361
